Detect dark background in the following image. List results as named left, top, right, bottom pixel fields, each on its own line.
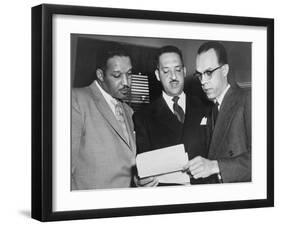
left=71, top=34, right=251, bottom=109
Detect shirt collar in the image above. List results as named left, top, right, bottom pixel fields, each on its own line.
left=162, top=91, right=186, bottom=113
left=215, top=84, right=230, bottom=109
left=95, top=80, right=117, bottom=114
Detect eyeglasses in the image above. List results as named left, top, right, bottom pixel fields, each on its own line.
left=194, top=65, right=224, bottom=82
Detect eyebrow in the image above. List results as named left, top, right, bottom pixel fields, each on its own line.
left=161, top=65, right=183, bottom=68
left=196, top=67, right=214, bottom=73
left=112, top=68, right=132, bottom=73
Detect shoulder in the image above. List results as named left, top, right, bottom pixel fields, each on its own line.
left=72, top=81, right=100, bottom=104
left=231, top=86, right=251, bottom=103
left=72, top=86, right=92, bottom=99
left=72, top=85, right=97, bottom=111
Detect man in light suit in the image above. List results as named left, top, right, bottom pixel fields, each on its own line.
left=72, top=44, right=136, bottom=190
left=133, top=45, right=211, bottom=186
left=184, top=41, right=251, bottom=183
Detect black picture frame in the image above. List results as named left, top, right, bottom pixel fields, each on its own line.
left=32, top=3, right=274, bottom=222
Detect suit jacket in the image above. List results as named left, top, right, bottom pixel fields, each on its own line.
left=133, top=94, right=210, bottom=184
left=72, top=82, right=136, bottom=190
left=208, top=86, right=251, bottom=183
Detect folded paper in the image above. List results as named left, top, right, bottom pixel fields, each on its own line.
left=136, top=144, right=189, bottom=180
left=157, top=171, right=190, bottom=184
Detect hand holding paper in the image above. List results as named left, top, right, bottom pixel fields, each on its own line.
left=136, top=144, right=190, bottom=185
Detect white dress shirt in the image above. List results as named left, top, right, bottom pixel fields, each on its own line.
left=215, top=84, right=230, bottom=110
left=162, top=91, right=186, bottom=114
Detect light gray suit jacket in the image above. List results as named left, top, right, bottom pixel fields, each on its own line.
left=208, top=86, right=251, bottom=183
left=72, top=81, right=136, bottom=190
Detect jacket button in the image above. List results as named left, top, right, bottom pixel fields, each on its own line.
left=229, top=150, right=234, bottom=156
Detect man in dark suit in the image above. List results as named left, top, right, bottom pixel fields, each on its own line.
left=133, top=45, right=210, bottom=186
left=72, top=44, right=136, bottom=190
left=184, top=41, right=251, bottom=183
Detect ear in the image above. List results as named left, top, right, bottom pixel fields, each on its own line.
left=96, top=69, right=104, bottom=82
left=155, top=69, right=160, bottom=81
left=222, top=64, right=229, bottom=77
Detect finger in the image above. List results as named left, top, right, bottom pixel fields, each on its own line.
left=189, top=161, right=203, bottom=172
left=144, top=178, right=159, bottom=187
left=133, top=175, right=139, bottom=185
left=137, top=177, right=155, bottom=186
left=193, top=171, right=208, bottom=179
left=190, top=156, right=202, bottom=163
left=187, top=156, right=203, bottom=167
left=185, top=168, right=193, bottom=178
left=182, top=159, right=196, bottom=171
left=182, top=163, right=190, bottom=171
left=190, top=166, right=204, bottom=176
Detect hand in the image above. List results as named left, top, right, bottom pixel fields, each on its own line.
left=182, top=156, right=219, bottom=179
left=134, top=176, right=159, bottom=187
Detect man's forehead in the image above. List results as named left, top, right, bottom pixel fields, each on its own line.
left=159, top=52, right=182, bottom=65
left=106, top=56, right=132, bottom=68
left=197, top=49, right=219, bottom=66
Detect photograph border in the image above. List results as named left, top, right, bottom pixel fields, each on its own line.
left=31, top=3, right=274, bottom=221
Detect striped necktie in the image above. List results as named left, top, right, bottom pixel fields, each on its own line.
left=114, top=100, right=130, bottom=144
left=172, top=96, right=185, bottom=123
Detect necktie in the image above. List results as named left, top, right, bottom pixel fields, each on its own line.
left=212, top=102, right=219, bottom=126
left=172, top=96, right=185, bottom=123
left=114, top=101, right=130, bottom=144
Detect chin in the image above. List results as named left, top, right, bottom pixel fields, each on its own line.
left=119, top=94, right=128, bottom=100
left=170, top=89, right=183, bottom=96
left=206, top=94, right=215, bottom=100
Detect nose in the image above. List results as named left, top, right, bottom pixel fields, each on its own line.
left=121, top=74, right=129, bottom=87
left=200, top=74, right=208, bottom=86
left=171, top=70, right=177, bottom=80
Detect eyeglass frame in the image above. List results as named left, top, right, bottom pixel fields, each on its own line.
left=194, top=64, right=224, bottom=82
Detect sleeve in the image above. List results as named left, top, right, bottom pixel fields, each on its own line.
left=244, top=91, right=251, bottom=154
left=218, top=92, right=251, bottom=183
left=132, top=112, right=151, bottom=154
left=71, top=91, right=84, bottom=174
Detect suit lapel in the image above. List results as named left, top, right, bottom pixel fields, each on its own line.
left=183, top=95, right=203, bottom=127
left=209, top=87, right=239, bottom=157
left=89, top=82, right=131, bottom=149
left=182, top=95, right=207, bottom=144
left=154, top=97, right=183, bottom=135
left=121, top=103, right=136, bottom=153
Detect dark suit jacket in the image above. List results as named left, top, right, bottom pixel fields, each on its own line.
left=72, top=81, right=136, bottom=190
left=133, top=94, right=210, bottom=184
left=208, top=86, right=251, bottom=183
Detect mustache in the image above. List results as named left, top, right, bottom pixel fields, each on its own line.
left=170, top=79, right=179, bottom=83
left=119, top=86, right=130, bottom=92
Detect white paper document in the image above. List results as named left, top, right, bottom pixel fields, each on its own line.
left=136, top=144, right=189, bottom=184
left=157, top=171, right=190, bottom=184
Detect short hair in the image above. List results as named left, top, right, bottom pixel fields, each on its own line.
left=155, top=45, right=184, bottom=68
left=197, top=41, right=228, bottom=65
left=96, top=43, right=132, bottom=71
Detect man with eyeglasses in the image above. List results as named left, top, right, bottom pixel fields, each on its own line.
left=183, top=41, right=251, bottom=183
left=133, top=45, right=210, bottom=186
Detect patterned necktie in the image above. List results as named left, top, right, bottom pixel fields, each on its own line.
left=114, top=101, right=130, bottom=144
left=172, top=96, right=185, bottom=123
